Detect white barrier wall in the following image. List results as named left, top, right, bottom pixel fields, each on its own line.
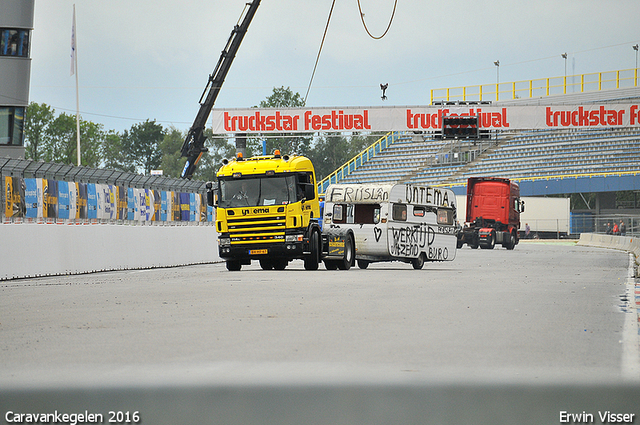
left=0, top=224, right=219, bottom=280
left=577, top=233, right=640, bottom=277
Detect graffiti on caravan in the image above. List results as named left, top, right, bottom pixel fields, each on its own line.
left=404, top=185, right=451, bottom=207
left=327, top=185, right=390, bottom=203
left=389, top=223, right=436, bottom=257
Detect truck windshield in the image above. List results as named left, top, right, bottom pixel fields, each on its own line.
left=219, top=176, right=297, bottom=208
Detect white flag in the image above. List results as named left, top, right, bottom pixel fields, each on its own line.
left=70, top=5, right=76, bottom=76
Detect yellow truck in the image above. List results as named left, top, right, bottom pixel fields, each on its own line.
left=210, top=151, right=355, bottom=271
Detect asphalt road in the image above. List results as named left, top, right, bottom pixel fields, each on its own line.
left=0, top=240, right=637, bottom=385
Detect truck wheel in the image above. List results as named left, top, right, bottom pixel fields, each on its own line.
left=304, top=230, right=320, bottom=271
left=411, top=253, right=425, bottom=270
left=273, top=259, right=288, bottom=270
left=357, top=260, right=370, bottom=269
left=226, top=260, right=242, bottom=271
left=337, top=234, right=354, bottom=270
left=259, top=259, right=274, bottom=270
left=505, top=231, right=516, bottom=250
left=324, top=260, right=338, bottom=270
left=481, top=231, right=496, bottom=249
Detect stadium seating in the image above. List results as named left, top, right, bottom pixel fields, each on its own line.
left=337, top=127, right=640, bottom=188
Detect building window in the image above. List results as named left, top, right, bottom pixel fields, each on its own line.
left=0, top=107, right=25, bottom=146
left=0, top=29, right=30, bottom=57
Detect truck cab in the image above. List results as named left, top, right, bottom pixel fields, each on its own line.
left=459, top=177, right=524, bottom=250
left=213, top=151, right=354, bottom=271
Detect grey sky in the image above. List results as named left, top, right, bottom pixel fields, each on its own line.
left=29, top=0, right=640, bottom=132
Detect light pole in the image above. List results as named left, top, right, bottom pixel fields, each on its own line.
left=634, top=45, right=638, bottom=86
left=561, top=53, right=567, bottom=93
left=494, top=60, right=499, bottom=100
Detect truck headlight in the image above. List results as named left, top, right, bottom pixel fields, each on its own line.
left=285, top=234, right=304, bottom=243
left=219, top=237, right=231, bottom=247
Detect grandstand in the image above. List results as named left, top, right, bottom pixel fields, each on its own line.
left=320, top=81, right=640, bottom=194
left=317, top=74, right=640, bottom=235
left=349, top=126, right=640, bottom=188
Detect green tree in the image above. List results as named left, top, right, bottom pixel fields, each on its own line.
left=197, top=131, right=236, bottom=180
left=309, top=133, right=351, bottom=180
left=43, top=112, right=76, bottom=164
left=249, top=86, right=312, bottom=156
left=121, top=119, right=164, bottom=175
left=258, top=86, right=304, bottom=108
left=78, top=119, right=104, bottom=168
left=25, top=102, right=106, bottom=167
left=24, top=102, right=54, bottom=161
left=308, top=133, right=381, bottom=181
left=101, top=130, right=127, bottom=171
left=158, top=126, right=187, bottom=178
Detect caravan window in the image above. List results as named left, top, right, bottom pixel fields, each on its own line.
left=354, top=204, right=380, bottom=224
left=437, top=208, right=454, bottom=225
left=392, top=203, right=407, bottom=221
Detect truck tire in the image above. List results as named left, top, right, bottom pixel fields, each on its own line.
left=337, top=234, right=354, bottom=270
left=259, top=259, right=274, bottom=270
left=505, top=231, right=517, bottom=250
left=273, top=259, right=288, bottom=270
left=226, top=260, right=242, bottom=271
left=357, top=260, right=370, bottom=269
left=324, top=260, right=338, bottom=270
left=411, top=253, right=425, bottom=270
left=304, top=230, right=320, bottom=271
left=481, top=231, right=495, bottom=249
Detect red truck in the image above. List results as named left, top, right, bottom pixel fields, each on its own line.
left=457, top=177, right=524, bottom=250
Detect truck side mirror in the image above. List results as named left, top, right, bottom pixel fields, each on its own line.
left=304, top=184, right=316, bottom=201
left=520, top=200, right=525, bottom=213
left=206, top=182, right=216, bottom=207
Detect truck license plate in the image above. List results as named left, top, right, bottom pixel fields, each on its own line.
left=249, top=249, right=268, bottom=255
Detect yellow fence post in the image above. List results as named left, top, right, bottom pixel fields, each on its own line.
left=546, top=78, right=550, bottom=96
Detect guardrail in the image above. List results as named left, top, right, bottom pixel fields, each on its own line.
left=431, top=67, right=639, bottom=103
left=1, top=158, right=212, bottom=225
left=317, top=131, right=400, bottom=195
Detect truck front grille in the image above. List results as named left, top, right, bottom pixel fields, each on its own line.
left=227, top=215, right=286, bottom=244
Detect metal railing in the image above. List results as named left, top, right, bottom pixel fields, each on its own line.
left=317, top=132, right=401, bottom=195
left=1, top=158, right=210, bottom=224
left=431, top=68, right=639, bottom=103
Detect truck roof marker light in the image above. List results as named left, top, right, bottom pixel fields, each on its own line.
left=236, top=152, right=244, bottom=161
left=274, top=149, right=281, bottom=158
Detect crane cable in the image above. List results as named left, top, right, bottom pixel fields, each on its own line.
left=357, top=0, right=398, bottom=40
left=304, top=0, right=337, bottom=106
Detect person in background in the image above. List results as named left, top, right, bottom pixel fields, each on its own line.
left=619, top=220, right=626, bottom=236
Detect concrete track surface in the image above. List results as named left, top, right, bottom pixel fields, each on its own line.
left=1, top=241, right=639, bottom=424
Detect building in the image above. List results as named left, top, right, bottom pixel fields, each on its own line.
left=0, top=0, right=35, bottom=159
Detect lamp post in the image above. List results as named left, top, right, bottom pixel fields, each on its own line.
left=494, top=60, right=499, bottom=100
left=634, top=45, right=638, bottom=86
left=561, top=53, right=567, bottom=93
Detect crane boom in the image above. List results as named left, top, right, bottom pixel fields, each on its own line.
left=180, top=0, right=261, bottom=179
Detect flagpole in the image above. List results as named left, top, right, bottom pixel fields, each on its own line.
left=72, top=4, right=81, bottom=166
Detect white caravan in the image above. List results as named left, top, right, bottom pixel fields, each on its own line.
left=323, top=183, right=458, bottom=269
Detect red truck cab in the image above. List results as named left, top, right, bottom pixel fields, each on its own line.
left=458, top=177, right=524, bottom=250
